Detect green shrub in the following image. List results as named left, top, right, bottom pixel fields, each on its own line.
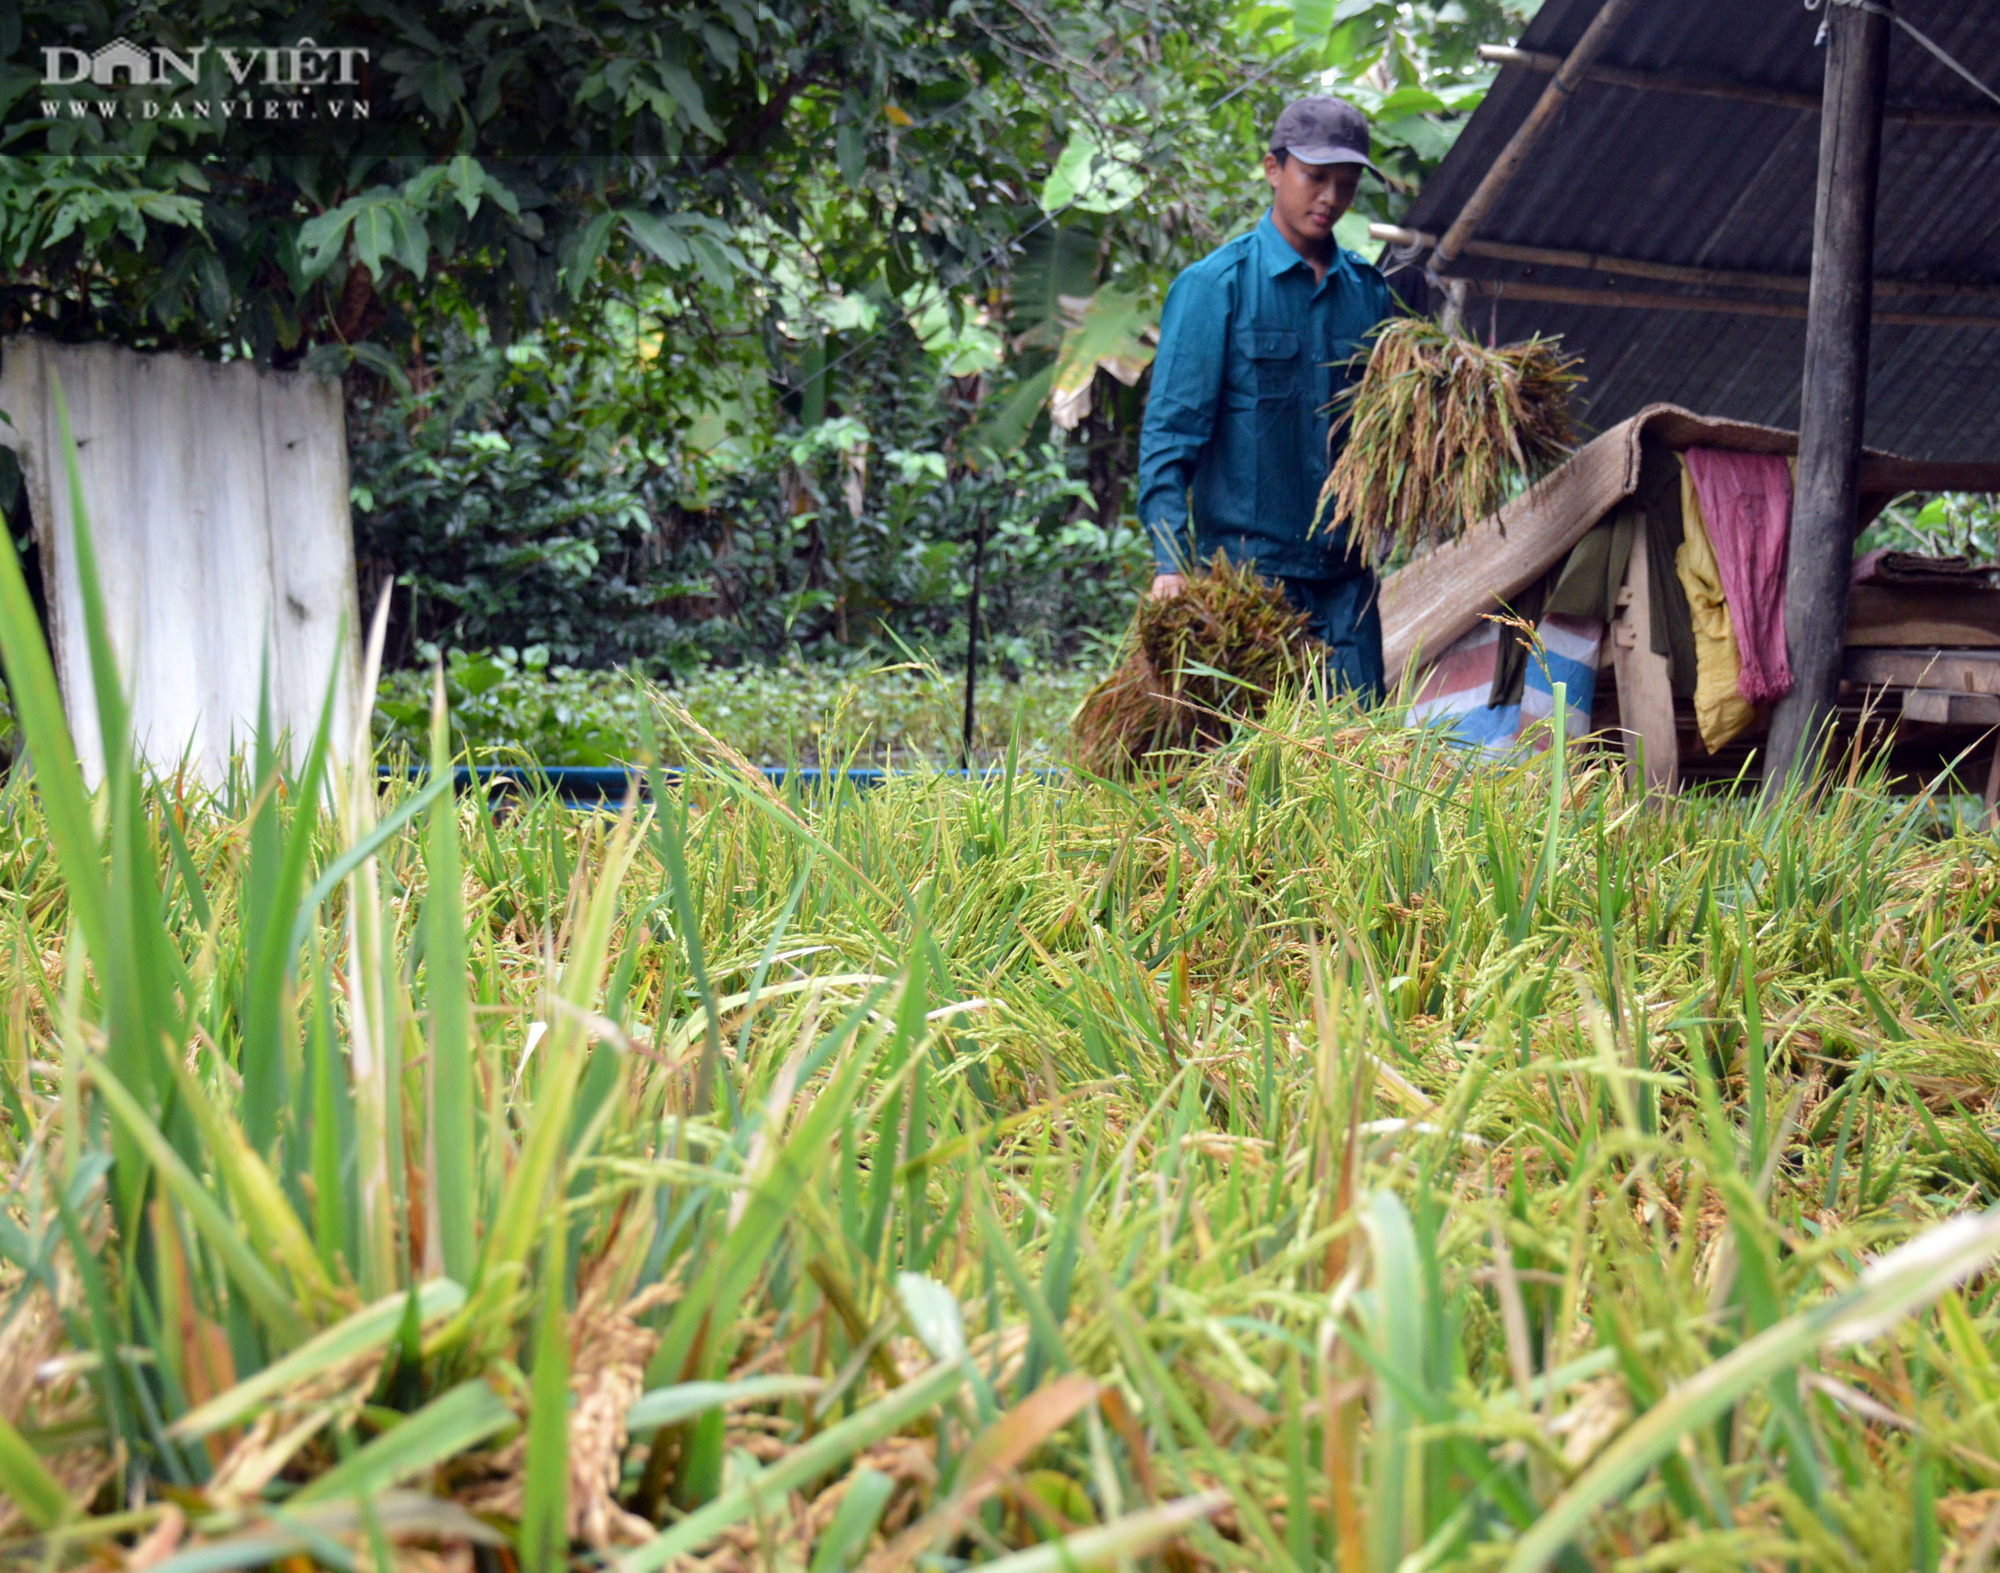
left=350, top=320, right=1152, bottom=674
left=1858, top=492, right=2000, bottom=561
left=373, top=646, right=1104, bottom=767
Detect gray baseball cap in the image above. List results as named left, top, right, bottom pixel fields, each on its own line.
left=1269, top=95, right=1381, bottom=173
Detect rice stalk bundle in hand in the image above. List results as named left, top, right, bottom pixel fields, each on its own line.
left=1317, top=318, right=1584, bottom=564
left=1071, top=553, right=1324, bottom=777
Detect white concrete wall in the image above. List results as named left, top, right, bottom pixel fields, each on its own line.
left=0, top=337, right=361, bottom=784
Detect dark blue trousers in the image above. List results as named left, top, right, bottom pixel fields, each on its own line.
left=1278, top=573, right=1384, bottom=705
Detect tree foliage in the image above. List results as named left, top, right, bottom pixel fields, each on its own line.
left=347, top=310, right=1142, bottom=672
left=4, top=0, right=1315, bottom=359
left=2, top=0, right=1544, bottom=668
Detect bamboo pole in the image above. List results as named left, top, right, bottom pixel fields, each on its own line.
left=1432, top=0, right=1645, bottom=291
left=1442, top=276, right=2000, bottom=332
left=1477, top=44, right=2000, bottom=129
left=1764, top=0, right=1892, bottom=795
left=1371, top=225, right=2000, bottom=304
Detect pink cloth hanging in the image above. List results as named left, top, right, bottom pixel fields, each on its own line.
left=1683, top=447, right=1794, bottom=706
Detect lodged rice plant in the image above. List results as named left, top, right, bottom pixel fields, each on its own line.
left=14, top=374, right=2000, bottom=1572
left=1070, top=552, right=1323, bottom=776
left=1317, top=316, right=1584, bottom=563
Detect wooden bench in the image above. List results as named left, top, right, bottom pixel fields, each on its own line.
left=1604, top=510, right=2000, bottom=815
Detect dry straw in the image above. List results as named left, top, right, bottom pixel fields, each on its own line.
left=1070, top=553, right=1324, bottom=776
left=1317, top=317, right=1584, bottom=563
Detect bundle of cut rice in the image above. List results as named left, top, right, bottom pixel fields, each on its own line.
left=1071, top=553, right=1323, bottom=777
left=1317, top=317, right=1584, bottom=564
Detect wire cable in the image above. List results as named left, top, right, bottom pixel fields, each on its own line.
left=1810, top=0, right=2000, bottom=108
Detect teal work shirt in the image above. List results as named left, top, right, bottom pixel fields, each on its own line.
left=1137, top=211, right=1396, bottom=579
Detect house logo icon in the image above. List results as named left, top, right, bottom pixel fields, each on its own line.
left=88, top=39, right=153, bottom=85
left=41, top=37, right=176, bottom=87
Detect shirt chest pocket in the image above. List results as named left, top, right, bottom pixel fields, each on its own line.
left=1238, top=327, right=1301, bottom=401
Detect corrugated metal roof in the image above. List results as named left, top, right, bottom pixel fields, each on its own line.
left=1394, top=0, right=2000, bottom=463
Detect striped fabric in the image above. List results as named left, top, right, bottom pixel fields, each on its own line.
left=1406, top=622, right=1521, bottom=751
left=1407, top=613, right=1604, bottom=755
left=1515, top=613, right=1604, bottom=752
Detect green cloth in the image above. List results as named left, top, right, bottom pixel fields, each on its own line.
left=1636, top=437, right=1698, bottom=700
left=1488, top=508, right=1637, bottom=708
left=1548, top=503, right=1638, bottom=619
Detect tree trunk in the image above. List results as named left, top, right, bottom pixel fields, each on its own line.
left=1762, top=1, right=1890, bottom=794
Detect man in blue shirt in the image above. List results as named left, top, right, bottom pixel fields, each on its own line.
left=1136, top=95, right=1398, bottom=701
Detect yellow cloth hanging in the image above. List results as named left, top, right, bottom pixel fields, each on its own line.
left=1675, top=462, right=1758, bottom=753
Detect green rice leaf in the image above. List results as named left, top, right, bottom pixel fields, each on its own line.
left=626, top=1374, right=826, bottom=1432
left=171, top=1281, right=466, bottom=1439
left=806, top=1467, right=895, bottom=1573
left=1503, top=1207, right=2000, bottom=1573
left=0, top=1412, right=74, bottom=1531
left=0, top=472, right=107, bottom=979
left=291, top=1378, right=514, bottom=1505
left=518, top=1229, right=570, bottom=1573
left=239, top=648, right=341, bottom=1151
left=88, top=1057, right=311, bottom=1350
left=616, top=1359, right=970, bottom=1573
left=426, top=663, right=479, bottom=1283
left=163, top=1052, right=340, bottom=1317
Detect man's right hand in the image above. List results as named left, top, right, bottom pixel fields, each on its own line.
left=1148, top=572, right=1187, bottom=601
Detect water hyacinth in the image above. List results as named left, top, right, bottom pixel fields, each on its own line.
left=1318, top=317, right=1585, bottom=563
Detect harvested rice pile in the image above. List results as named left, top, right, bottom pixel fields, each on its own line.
left=1317, top=317, right=1584, bottom=563
left=1071, top=553, right=1323, bottom=776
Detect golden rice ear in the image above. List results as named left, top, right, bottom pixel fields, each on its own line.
left=1321, top=317, right=1583, bottom=566
left=1069, top=555, right=1324, bottom=776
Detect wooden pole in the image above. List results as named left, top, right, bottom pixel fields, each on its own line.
left=962, top=508, right=987, bottom=770
left=1763, top=1, right=1891, bottom=795
left=1610, top=513, right=1679, bottom=797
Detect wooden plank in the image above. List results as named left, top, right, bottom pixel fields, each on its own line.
left=1608, top=511, right=1678, bottom=792
left=1763, top=0, right=1890, bottom=791
left=1902, top=689, right=2000, bottom=727
left=0, top=337, right=360, bottom=784
left=1843, top=587, right=2000, bottom=649
left=1852, top=458, right=2000, bottom=495
left=257, top=363, right=362, bottom=761
left=1843, top=648, right=2000, bottom=694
